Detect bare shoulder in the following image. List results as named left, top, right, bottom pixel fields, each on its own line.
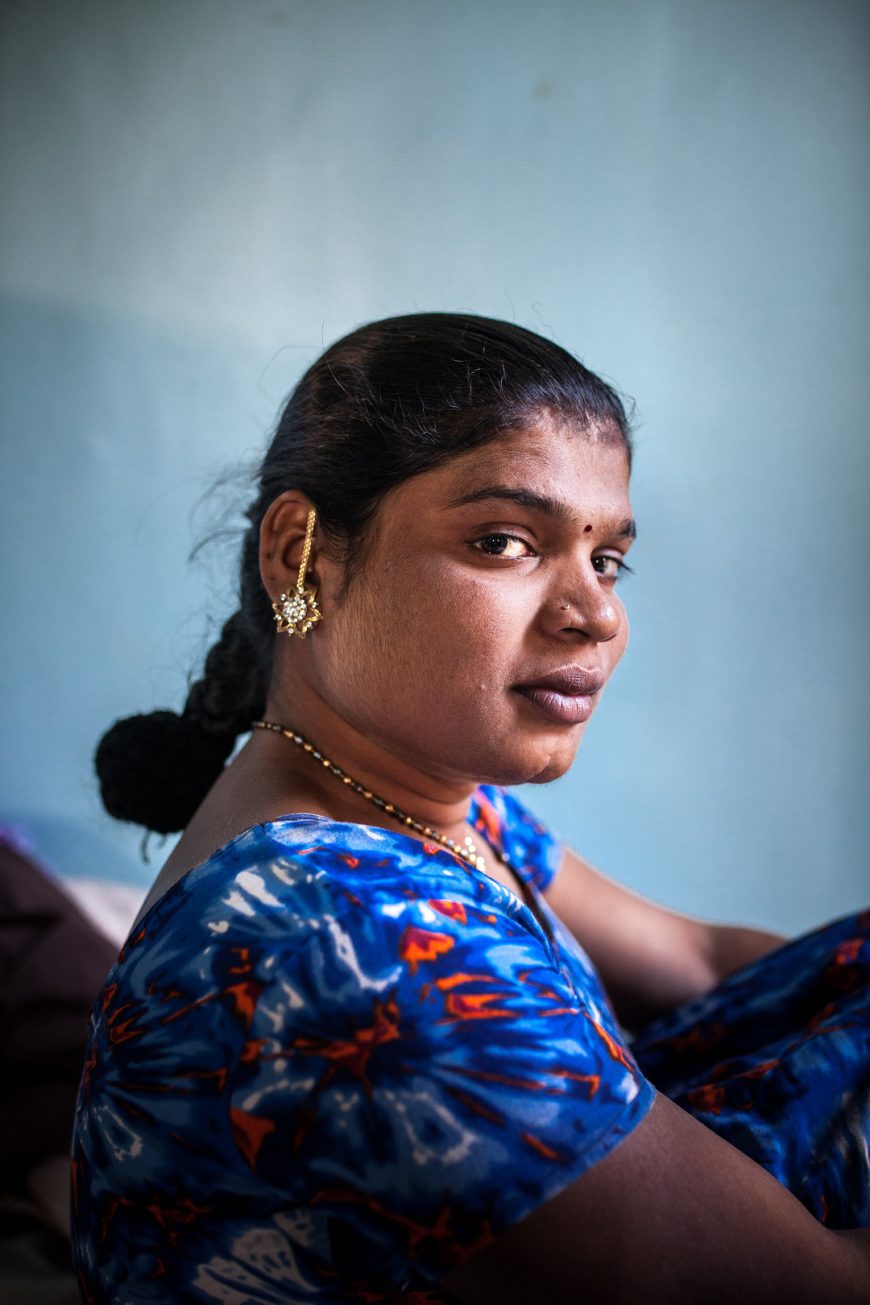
left=440, top=1091, right=870, bottom=1304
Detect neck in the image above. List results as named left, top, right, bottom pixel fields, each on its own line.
left=253, top=690, right=479, bottom=839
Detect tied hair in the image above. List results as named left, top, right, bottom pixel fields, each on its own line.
left=94, top=610, right=267, bottom=837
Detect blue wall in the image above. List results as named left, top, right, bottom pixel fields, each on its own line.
left=1, top=0, right=867, bottom=932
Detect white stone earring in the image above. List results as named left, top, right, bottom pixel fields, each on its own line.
left=271, top=507, right=322, bottom=639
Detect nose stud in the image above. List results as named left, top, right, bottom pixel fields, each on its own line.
left=557, top=599, right=618, bottom=627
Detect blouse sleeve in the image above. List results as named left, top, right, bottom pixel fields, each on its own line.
left=474, top=783, right=565, bottom=893
left=229, top=891, right=656, bottom=1284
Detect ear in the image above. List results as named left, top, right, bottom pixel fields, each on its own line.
left=259, top=491, right=320, bottom=604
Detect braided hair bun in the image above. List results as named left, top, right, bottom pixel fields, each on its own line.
left=94, top=710, right=237, bottom=835
left=93, top=611, right=266, bottom=834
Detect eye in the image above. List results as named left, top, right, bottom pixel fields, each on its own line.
left=471, top=533, right=537, bottom=560
left=593, top=554, right=635, bottom=582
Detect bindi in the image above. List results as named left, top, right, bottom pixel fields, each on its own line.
left=584, top=524, right=593, bottom=532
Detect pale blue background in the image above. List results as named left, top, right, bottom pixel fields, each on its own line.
left=1, top=0, right=867, bottom=934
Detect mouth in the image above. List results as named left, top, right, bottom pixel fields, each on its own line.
left=511, top=666, right=605, bottom=726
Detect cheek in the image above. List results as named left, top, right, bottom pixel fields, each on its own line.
left=402, top=567, right=524, bottom=680
left=320, top=583, right=399, bottom=701
left=325, top=564, right=519, bottom=706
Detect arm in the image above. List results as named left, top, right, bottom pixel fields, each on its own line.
left=705, top=918, right=788, bottom=981
left=441, top=1091, right=870, bottom=1304
left=259, top=871, right=867, bottom=1303
left=543, top=846, right=787, bottom=1034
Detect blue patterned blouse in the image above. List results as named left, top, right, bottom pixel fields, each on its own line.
left=71, top=786, right=870, bottom=1300
left=71, top=787, right=655, bottom=1302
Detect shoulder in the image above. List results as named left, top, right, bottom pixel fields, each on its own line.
left=111, top=809, right=581, bottom=1081
left=113, top=815, right=553, bottom=1017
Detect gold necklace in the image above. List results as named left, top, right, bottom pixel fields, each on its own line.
left=251, top=720, right=512, bottom=874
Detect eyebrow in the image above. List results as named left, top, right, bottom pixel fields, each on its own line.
left=444, top=484, right=637, bottom=540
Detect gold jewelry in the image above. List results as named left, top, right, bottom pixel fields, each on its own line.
left=272, top=507, right=322, bottom=638
left=251, top=719, right=513, bottom=875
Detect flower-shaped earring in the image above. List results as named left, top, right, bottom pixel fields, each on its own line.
left=272, top=506, right=323, bottom=638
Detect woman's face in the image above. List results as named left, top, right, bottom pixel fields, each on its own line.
left=307, top=418, right=634, bottom=789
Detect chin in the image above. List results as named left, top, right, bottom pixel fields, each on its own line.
left=524, top=749, right=580, bottom=784
left=474, top=729, right=584, bottom=788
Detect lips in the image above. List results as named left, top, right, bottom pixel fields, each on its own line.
left=512, top=666, right=605, bottom=726
left=516, top=666, right=605, bottom=696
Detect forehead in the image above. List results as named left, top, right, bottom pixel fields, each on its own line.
left=393, top=421, right=632, bottom=520
left=459, top=421, right=628, bottom=487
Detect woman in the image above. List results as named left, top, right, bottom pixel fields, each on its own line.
left=73, top=313, right=869, bottom=1302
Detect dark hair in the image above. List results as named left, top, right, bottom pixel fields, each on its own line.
left=95, top=312, right=633, bottom=835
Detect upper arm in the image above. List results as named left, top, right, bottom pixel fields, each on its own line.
left=233, top=891, right=656, bottom=1285
left=439, top=1089, right=870, bottom=1304
left=544, top=845, right=715, bottom=1032
left=478, top=786, right=716, bottom=1032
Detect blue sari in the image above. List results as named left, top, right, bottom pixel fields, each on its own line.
left=631, top=906, right=870, bottom=1230
left=70, top=788, right=868, bottom=1301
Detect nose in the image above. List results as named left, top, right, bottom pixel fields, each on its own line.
left=547, top=575, right=622, bottom=643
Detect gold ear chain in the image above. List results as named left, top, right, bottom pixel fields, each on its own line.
left=271, top=507, right=322, bottom=638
